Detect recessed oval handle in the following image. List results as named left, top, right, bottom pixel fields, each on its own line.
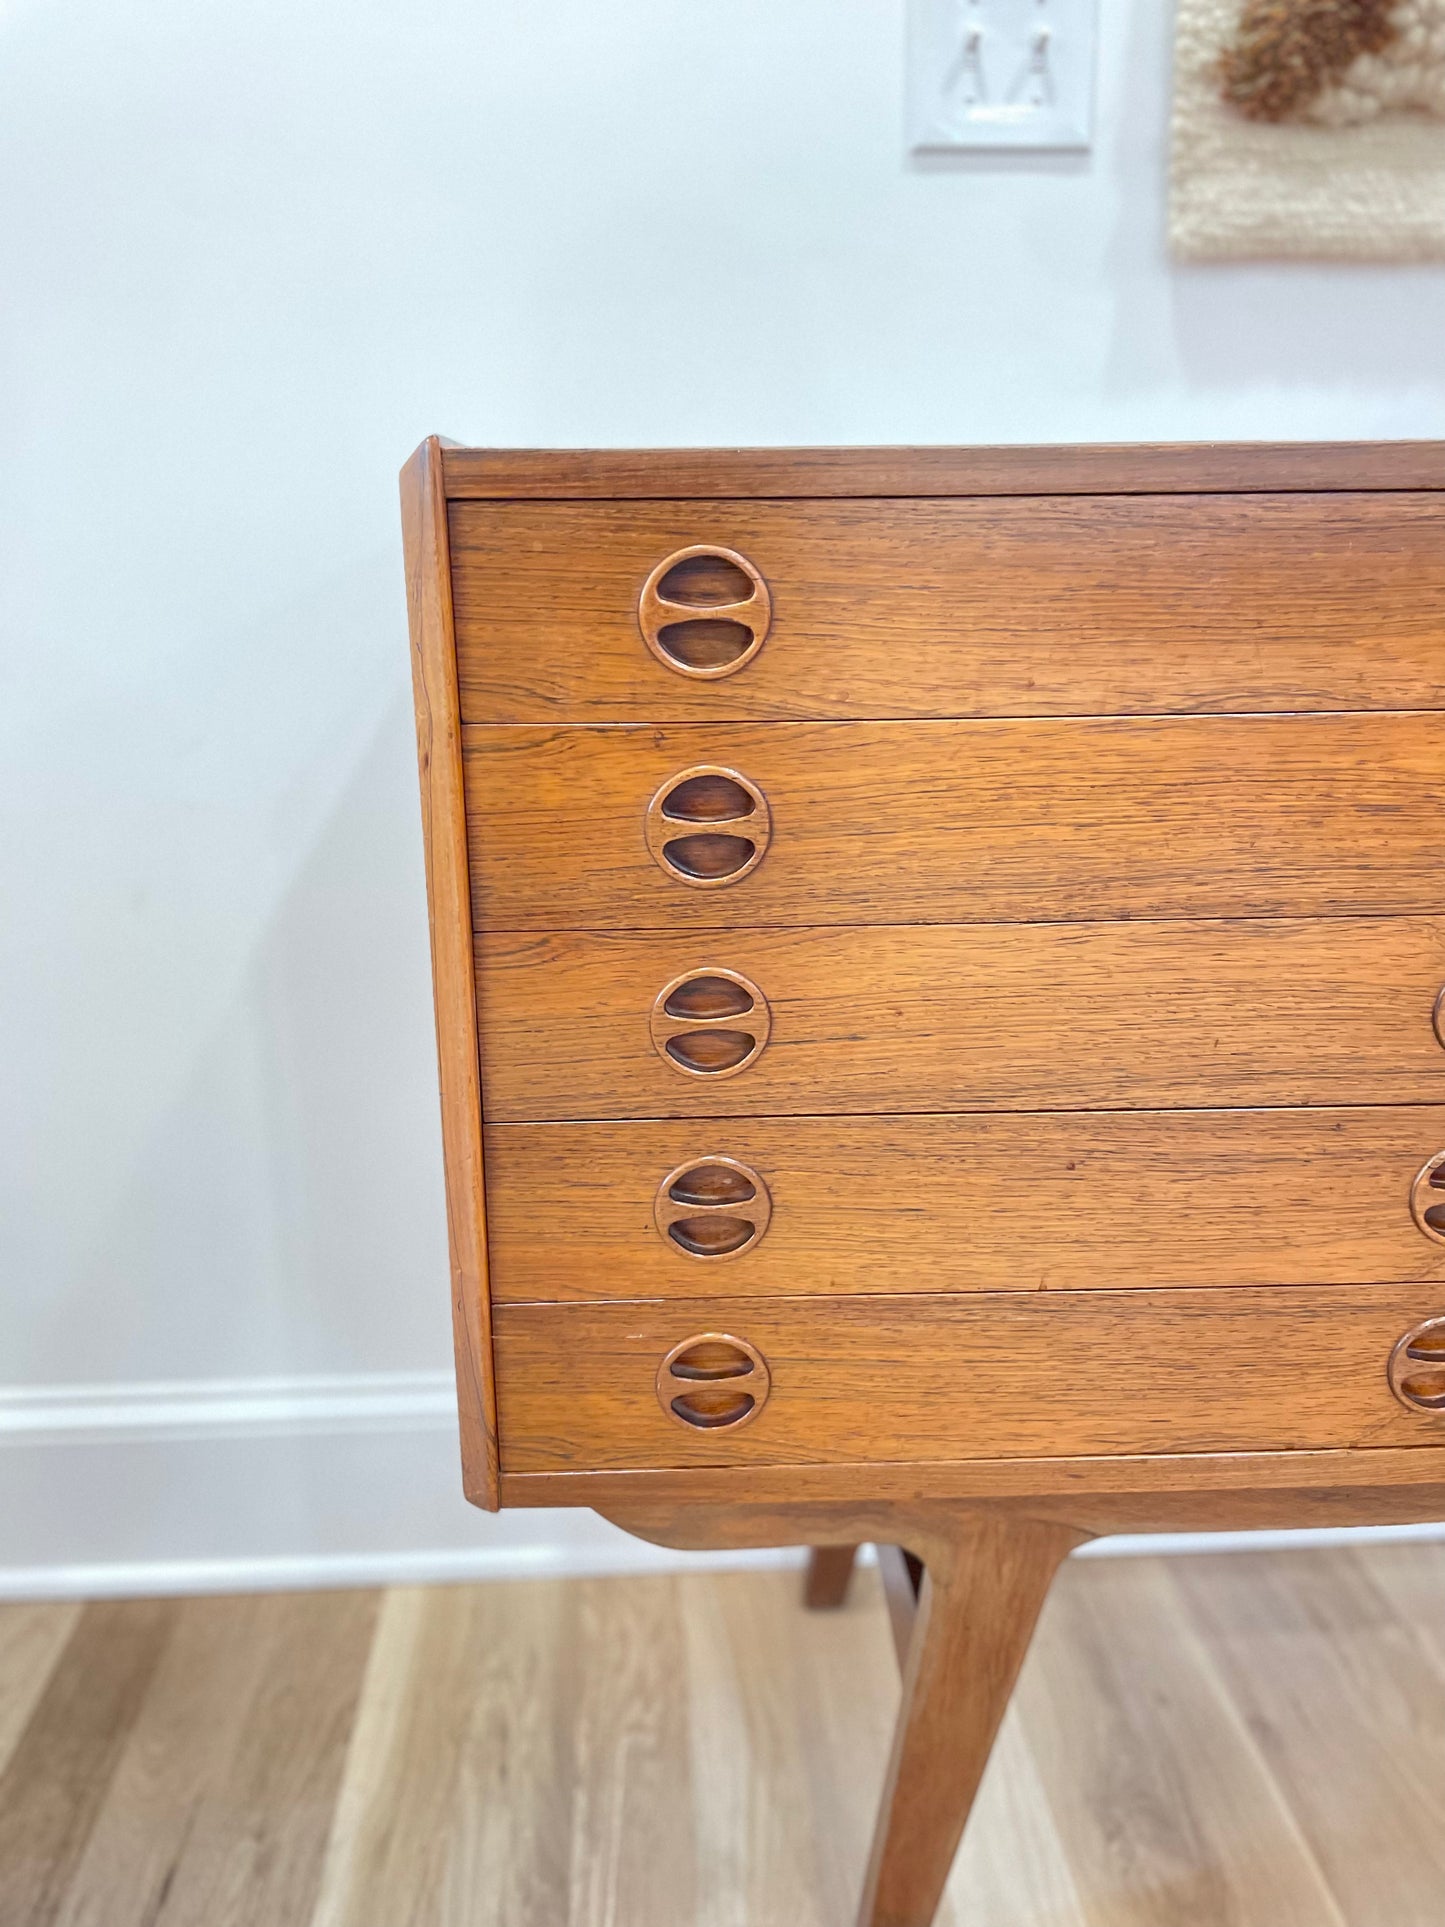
left=638, top=547, right=772, bottom=679
left=1410, top=1153, right=1445, bottom=1244
left=656, top=1332, right=771, bottom=1429
left=653, top=1156, right=773, bottom=1261
left=663, top=975, right=755, bottom=1021
left=649, top=969, right=771, bottom=1079
left=1434, top=987, right=1445, bottom=1051
left=1388, top=1317, right=1445, bottom=1412
left=644, top=767, right=771, bottom=889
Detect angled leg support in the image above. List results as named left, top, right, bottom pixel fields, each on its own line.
left=857, top=1514, right=1083, bottom=1927
left=804, top=1543, right=860, bottom=1609
left=603, top=1500, right=1086, bottom=1927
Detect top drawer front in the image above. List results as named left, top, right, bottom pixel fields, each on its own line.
left=450, top=494, right=1445, bottom=723
left=464, top=715, right=1444, bottom=931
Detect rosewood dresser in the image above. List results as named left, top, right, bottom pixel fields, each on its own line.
left=402, top=437, right=1445, bottom=1927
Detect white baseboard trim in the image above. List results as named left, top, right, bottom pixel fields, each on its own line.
left=1075, top=1522, right=1445, bottom=1558
left=0, top=1544, right=811, bottom=1603
left=7, top=1527, right=1445, bottom=1605
left=0, top=1370, right=457, bottom=1444
left=1, top=1370, right=1442, bottom=1599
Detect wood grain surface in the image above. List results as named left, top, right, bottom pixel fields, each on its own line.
left=0, top=1602, right=81, bottom=1774
left=42, top=1591, right=379, bottom=1927
left=483, top=1106, right=1445, bottom=1302
left=0, top=1601, right=177, bottom=1926
left=11, top=1549, right=1445, bottom=1927
left=400, top=437, right=499, bottom=1508
left=439, top=439, right=1445, bottom=499
left=475, top=918, right=1445, bottom=1120
left=857, top=1515, right=1083, bottom=1927
left=411, top=438, right=1445, bottom=1927
left=450, top=494, right=1445, bottom=722
left=463, top=715, right=1445, bottom=930
left=1172, top=1548, right=1445, bottom=1927
left=1019, top=1556, right=1353, bottom=1927
left=505, top=1449, right=1445, bottom=1514
left=0, top=1592, right=377, bottom=1927
left=599, top=1486, right=1445, bottom=1558
left=492, top=1284, right=1445, bottom=1473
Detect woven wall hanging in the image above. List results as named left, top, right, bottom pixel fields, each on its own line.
left=1170, top=0, right=1445, bottom=259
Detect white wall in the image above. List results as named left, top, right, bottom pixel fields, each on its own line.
left=4, top=0, right=1444, bottom=1593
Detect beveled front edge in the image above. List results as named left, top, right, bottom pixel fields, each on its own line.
left=441, top=439, right=1445, bottom=501
left=499, top=1443, right=1445, bottom=1511
left=401, top=435, right=499, bottom=1508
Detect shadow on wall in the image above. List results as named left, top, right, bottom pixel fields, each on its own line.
left=48, top=681, right=451, bottom=1388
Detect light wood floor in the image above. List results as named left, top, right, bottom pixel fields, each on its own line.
left=2, top=1543, right=1444, bottom=1925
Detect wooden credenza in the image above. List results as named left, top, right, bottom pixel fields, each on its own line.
left=403, top=438, right=1445, bottom=1927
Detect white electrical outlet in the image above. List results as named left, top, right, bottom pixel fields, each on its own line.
left=907, top=0, right=1098, bottom=152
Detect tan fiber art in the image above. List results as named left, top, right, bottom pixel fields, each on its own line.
left=1171, top=0, right=1445, bottom=259
left=1219, top=0, right=1445, bottom=123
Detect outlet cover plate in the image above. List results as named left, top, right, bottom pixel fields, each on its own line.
left=908, top=0, right=1098, bottom=151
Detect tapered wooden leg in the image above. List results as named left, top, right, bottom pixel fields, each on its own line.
left=876, top=1545, right=924, bottom=1664
left=803, top=1543, right=859, bottom=1609
left=856, top=1515, right=1084, bottom=1927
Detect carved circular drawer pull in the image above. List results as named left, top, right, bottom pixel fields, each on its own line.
left=654, top=1157, right=773, bottom=1260
left=1388, top=1318, right=1445, bottom=1412
left=1434, top=987, right=1445, bottom=1051
left=638, top=546, right=772, bottom=678
left=1411, top=1153, right=1445, bottom=1245
left=649, top=968, right=771, bottom=1078
left=656, top=1333, right=771, bottom=1430
left=644, top=766, right=771, bottom=888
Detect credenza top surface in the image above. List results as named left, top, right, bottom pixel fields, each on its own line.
left=438, top=439, right=1445, bottom=500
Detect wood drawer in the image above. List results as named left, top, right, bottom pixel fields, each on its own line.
left=448, top=494, right=1445, bottom=723
left=463, top=716, right=1444, bottom=930
left=493, top=1286, right=1445, bottom=1472
left=475, top=919, right=1445, bottom=1121
left=484, top=1108, right=1445, bottom=1304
